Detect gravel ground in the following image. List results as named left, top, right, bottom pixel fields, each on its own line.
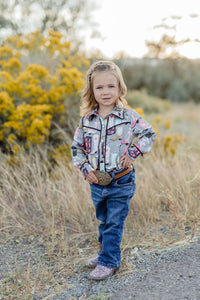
left=109, top=240, right=200, bottom=300
left=1, top=237, right=200, bottom=299
left=49, top=238, right=200, bottom=300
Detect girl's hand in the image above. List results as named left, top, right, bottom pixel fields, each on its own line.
left=86, top=171, right=99, bottom=184
left=119, top=154, right=133, bottom=169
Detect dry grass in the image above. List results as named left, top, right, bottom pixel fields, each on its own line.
left=0, top=103, right=200, bottom=298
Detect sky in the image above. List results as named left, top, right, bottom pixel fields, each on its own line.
left=85, top=0, right=200, bottom=59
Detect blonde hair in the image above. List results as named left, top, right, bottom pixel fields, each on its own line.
left=80, top=60, right=127, bottom=117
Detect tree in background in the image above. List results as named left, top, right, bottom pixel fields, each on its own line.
left=145, top=14, right=199, bottom=59
left=146, top=34, right=189, bottom=59
left=117, top=57, right=200, bottom=103
left=116, top=14, right=200, bottom=103
left=0, top=0, right=99, bottom=50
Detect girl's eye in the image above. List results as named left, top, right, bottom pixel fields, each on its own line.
left=109, top=85, right=114, bottom=88
left=96, top=87, right=102, bottom=89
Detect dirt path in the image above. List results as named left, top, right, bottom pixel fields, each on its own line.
left=109, top=240, right=200, bottom=300
left=1, top=237, right=200, bottom=299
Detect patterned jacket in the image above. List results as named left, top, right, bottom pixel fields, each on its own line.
left=71, top=105, right=156, bottom=178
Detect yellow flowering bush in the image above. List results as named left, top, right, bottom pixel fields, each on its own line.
left=161, top=133, right=186, bottom=156
left=4, top=103, right=52, bottom=146
left=50, top=144, right=72, bottom=167
left=127, top=106, right=185, bottom=157
left=0, top=30, right=89, bottom=155
left=127, top=105, right=145, bottom=118
left=0, top=91, right=15, bottom=118
left=134, top=107, right=145, bottom=119
left=153, top=116, right=186, bottom=157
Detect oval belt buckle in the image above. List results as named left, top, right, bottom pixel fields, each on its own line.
left=93, top=171, right=112, bottom=186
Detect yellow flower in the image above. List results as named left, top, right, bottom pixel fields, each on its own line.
left=26, top=64, right=49, bottom=79
left=11, top=144, right=22, bottom=154
left=46, top=30, right=71, bottom=56
left=161, top=133, right=186, bottom=156
left=0, top=45, right=13, bottom=59
left=155, top=116, right=162, bottom=123
left=152, top=125, right=160, bottom=138
left=0, top=91, right=15, bottom=117
left=0, top=71, right=12, bottom=86
left=51, top=144, right=72, bottom=165
left=68, top=54, right=90, bottom=68
left=135, top=107, right=145, bottom=118
left=3, top=57, right=21, bottom=72
left=7, top=134, right=17, bottom=144
left=0, top=130, right=4, bottom=141
left=164, top=120, right=172, bottom=130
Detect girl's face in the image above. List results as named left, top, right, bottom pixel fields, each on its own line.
left=92, top=71, right=120, bottom=111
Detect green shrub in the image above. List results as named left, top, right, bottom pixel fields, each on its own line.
left=126, top=89, right=171, bottom=113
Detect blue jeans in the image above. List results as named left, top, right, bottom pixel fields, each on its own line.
left=90, top=169, right=136, bottom=268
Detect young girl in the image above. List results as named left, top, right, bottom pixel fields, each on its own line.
left=71, top=61, right=156, bottom=280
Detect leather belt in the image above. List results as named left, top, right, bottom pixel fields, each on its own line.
left=114, top=166, right=133, bottom=179
left=93, top=166, right=133, bottom=186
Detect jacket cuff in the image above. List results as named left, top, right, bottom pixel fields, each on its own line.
left=127, top=145, right=143, bottom=160
left=81, top=163, right=94, bottom=179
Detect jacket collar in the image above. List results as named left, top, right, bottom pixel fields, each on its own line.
left=89, top=104, right=124, bottom=120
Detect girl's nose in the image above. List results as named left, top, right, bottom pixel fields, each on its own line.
left=103, top=87, right=109, bottom=94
